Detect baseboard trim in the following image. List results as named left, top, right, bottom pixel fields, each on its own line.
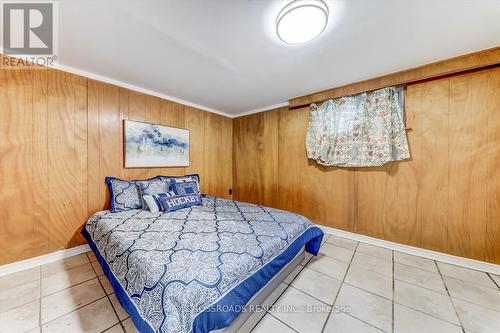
left=320, top=226, right=500, bottom=275
left=0, top=244, right=90, bottom=277
left=2, top=228, right=499, bottom=277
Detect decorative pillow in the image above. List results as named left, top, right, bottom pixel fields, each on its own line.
left=142, top=191, right=175, bottom=213
left=170, top=180, right=199, bottom=196
left=160, top=174, right=201, bottom=195
left=136, top=178, right=171, bottom=209
left=157, top=193, right=202, bottom=212
left=105, top=177, right=142, bottom=213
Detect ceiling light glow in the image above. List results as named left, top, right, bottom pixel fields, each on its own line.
left=276, top=0, right=329, bottom=44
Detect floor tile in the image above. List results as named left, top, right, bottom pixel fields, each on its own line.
left=335, top=284, right=392, bottom=332
left=443, top=276, right=500, bottom=312
left=251, top=314, right=295, bottom=333
left=393, top=252, right=438, bottom=273
left=91, top=261, right=104, bottom=276
left=394, top=304, right=462, bottom=333
left=345, top=264, right=392, bottom=299
left=270, top=287, right=330, bottom=333
left=41, top=254, right=90, bottom=278
left=238, top=283, right=288, bottom=333
left=319, top=243, right=355, bottom=263
left=453, top=298, right=500, bottom=333
left=490, top=274, right=500, bottom=288
left=99, top=275, right=114, bottom=295
left=262, top=282, right=288, bottom=306
left=41, top=263, right=96, bottom=296
left=87, top=251, right=98, bottom=263
left=394, top=280, right=459, bottom=325
left=0, top=300, right=39, bottom=333
left=109, top=293, right=129, bottom=321
left=291, top=267, right=341, bottom=304
left=350, top=252, right=392, bottom=277
left=0, top=280, right=40, bottom=313
left=42, top=297, right=118, bottom=333
left=104, top=324, right=124, bottom=333
left=122, top=318, right=139, bottom=333
left=437, top=262, right=497, bottom=289
left=356, top=243, right=392, bottom=261
left=324, top=312, right=384, bottom=333
left=283, top=265, right=303, bottom=284
left=321, top=234, right=331, bottom=245
left=326, top=235, right=358, bottom=250
left=41, top=278, right=105, bottom=324
left=306, top=255, right=349, bottom=280
left=301, top=253, right=313, bottom=266
left=394, top=262, right=446, bottom=294
left=0, top=267, right=40, bottom=292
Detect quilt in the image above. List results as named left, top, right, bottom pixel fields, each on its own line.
left=82, top=196, right=323, bottom=333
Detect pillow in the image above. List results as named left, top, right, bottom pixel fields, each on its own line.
left=170, top=180, right=198, bottom=196
left=142, top=191, right=175, bottom=213
left=160, top=174, right=201, bottom=195
left=157, top=193, right=202, bottom=212
left=136, top=178, right=171, bottom=209
left=105, top=177, right=142, bottom=213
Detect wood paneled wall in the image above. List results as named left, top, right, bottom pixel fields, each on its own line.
left=234, top=67, right=500, bottom=264
left=0, top=69, right=232, bottom=265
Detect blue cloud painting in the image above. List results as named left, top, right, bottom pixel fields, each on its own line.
left=124, top=120, right=189, bottom=167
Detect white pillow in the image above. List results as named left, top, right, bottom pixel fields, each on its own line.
left=143, top=195, right=160, bottom=213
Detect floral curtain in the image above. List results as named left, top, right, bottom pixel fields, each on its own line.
left=305, top=87, right=410, bottom=167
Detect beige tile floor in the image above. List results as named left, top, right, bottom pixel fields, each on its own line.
left=1, top=234, right=499, bottom=333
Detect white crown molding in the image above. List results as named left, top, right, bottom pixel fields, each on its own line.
left=320, top=226, right=500, bottom=275
left=54, top=63, right=235, bottom=118
left=0, top=244, right=90, bottom=277
left=232, top=102, right=290, bottom=118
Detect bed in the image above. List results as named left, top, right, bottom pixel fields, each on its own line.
left=82, top=195, right=323, bottom=333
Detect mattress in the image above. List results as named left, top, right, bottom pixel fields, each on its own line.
left=82, top=196, right=323, bottom=333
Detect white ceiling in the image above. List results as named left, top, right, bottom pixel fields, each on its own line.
left=57, top=0, right=500, bottom=116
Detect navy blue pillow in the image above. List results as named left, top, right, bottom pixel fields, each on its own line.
left=170, top=180, right=199, bottom=195
left=157, top=193, right=202, bottom=212
left=158, top=174, right=201, bottom=195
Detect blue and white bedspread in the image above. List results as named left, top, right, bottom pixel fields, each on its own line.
left=82, top=196, right=323, bottom=333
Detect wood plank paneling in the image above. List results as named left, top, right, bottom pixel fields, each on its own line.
left=418, top=80, right=449, bottom=253
left=277, top=107, right=356, bottom=231
left=87, top=80, right=102, bottom=215
left=204, top=113, right=233, bottom=199
left=0, top=70, right=232, bottom=265
left=233, top=110, right=280, bottom=206
left=234, top=67, right=500, bottom=264
left=32, top=69, right=50, bottom=257
left=486, top=69, right=500, bottom=263
left=47, top=71, right=88, bottom=251
left=0, top=69, right=36, bottom=264
left=447, top=71, right=491, bottom=260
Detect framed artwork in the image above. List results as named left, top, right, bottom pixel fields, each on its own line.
left=124, top=120, right=190, bottom=168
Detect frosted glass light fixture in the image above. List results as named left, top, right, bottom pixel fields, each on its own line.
left=276, top=0, right=329, bottom=44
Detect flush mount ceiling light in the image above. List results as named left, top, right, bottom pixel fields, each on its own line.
left=276, top=0, right=329, bottom=44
